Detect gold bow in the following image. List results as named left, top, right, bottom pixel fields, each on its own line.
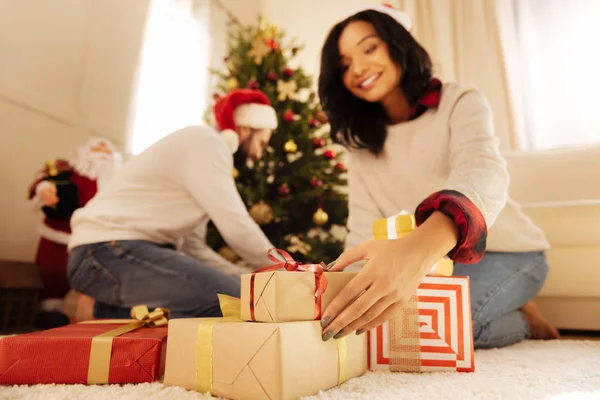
left=82, top=305, right=169, bottom=384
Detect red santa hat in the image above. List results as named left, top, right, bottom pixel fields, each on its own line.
left=213, top=89, right=278, bottom=153
left=346, top=3, right=413, bottom=32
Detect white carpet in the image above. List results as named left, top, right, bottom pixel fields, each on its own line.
left=1, top=340, right=599, bottom=400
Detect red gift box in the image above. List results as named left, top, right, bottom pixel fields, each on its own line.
left=0, top=322, right=167, bottom=385
left=367, top=275, right=474, bottom=372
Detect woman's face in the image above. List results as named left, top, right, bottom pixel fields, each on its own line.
left=338, top=20, right=402, bottom=103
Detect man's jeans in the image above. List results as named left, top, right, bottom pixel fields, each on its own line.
left=454, top=251, right=549, bottom=349
left=67, top=240, right=240, bottom=319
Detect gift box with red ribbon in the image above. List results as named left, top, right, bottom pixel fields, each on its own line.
left=0, top=306, right=168, bottom=385
left=240, top=248, right=355, bottom=323
left=367, top=275, right=475, bottom=372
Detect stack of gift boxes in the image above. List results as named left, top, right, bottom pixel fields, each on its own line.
left=0, top=213, right=474, bottom=399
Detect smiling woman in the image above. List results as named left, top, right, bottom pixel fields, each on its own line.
left=317, top=4, right=558, bottom=350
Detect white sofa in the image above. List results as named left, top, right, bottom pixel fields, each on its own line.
left=503, top=145, right=600, bottom=331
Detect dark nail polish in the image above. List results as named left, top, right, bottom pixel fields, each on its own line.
left=325, top=261, right=336, bottom=271
left=356, top=329, right=365, bottom=335
left=321, top=316, right=332, bottom=328
left=333, top=330, right=345, bottom=340
left=322, top=330, right=334, bottom=341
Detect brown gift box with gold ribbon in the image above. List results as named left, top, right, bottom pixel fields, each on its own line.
left=164, top=295, right=367, bottom=400
left=240, top=248, right=356, bottom=323
left=0, top=306, right=168, bottom=385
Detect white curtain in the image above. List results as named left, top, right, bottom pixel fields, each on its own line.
left=512, top=0, right=600, bottom=149
left=396, top=0, right=524, bottom=149
left=128, top=0, right=211, bottom=155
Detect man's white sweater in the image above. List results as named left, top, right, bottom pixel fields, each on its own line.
left=68, top=126, right=273, bottom=270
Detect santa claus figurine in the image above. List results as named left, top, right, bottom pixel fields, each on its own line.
left=28, top=137, right=122, bottom=319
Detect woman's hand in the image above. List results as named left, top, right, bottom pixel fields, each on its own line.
left=321, top=211, right=459, bottom=341
left=41, top=185, right=59, bottom=207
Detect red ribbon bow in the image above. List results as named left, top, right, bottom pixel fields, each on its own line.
left=250, top=248, right=329, bottom=321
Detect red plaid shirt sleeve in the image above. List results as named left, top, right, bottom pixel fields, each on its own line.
left=414, top=190, right=487, bottom=264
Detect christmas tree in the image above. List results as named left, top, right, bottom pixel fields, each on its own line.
left=205, top=16, right=348, bottom=265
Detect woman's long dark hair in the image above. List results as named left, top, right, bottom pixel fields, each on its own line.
left=319, top=11, right=433, bottom=156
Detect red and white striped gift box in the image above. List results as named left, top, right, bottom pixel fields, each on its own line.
left=367, top=275, right=474, bottom=372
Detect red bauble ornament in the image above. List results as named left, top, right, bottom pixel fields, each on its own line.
left=315, top=111, right=328, bottom=123
left=213, top=93, right=221, bottom=100
left=311, top=177, right=324, bottom=188
left=312, top=137, right=326, bottom=148
left=283, top=110, right=297, bottom=122
left=247, top=80, right=260, bottom=90
left=291, top=47, right=299, bottom=55
left=278, top=184, right=290, bottom=196
left=309, top=119, right=320, bottom=128
left=324, top=149, right=336, bottom=159
left=265, top=38, right=279, bottom=50
left=283, top=68, right=294, bottom=78
left=335, top=162, right=347, bottom=171
left=267, top=71, right=278, bottom=81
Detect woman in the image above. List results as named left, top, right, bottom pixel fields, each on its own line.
left=318, top=4, right=559, bottom=348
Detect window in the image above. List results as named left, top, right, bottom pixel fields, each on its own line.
left=128, top=0, right=210, bottom=155
left=513, top=0, right=600, bottom=149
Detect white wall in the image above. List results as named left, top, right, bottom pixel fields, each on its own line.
left=0, top=0, right=257, bottom=262
left=0, top=0, right=150, bottom=262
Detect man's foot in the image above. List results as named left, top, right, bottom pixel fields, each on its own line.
left=521, top=301, right=560, bottom=340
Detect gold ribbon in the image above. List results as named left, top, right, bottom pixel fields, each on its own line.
left=81, top=305, right=169, bottom=384
left=195, top=294, right=348, bottom=394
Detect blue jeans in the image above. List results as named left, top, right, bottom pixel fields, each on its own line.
left=454, top=250, right=549, bottom=349
left=67, top=240, right=241, bottom=319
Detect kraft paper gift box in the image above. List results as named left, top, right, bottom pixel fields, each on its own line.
left=0, top=306, right=168, bottom=385
left=373, top=212, right=454, bottom=276
left=164, top=295, right=367, bottom=400
left=367, top=275, right=475, bottom=372
left=240, top=248, right=356, bottom=323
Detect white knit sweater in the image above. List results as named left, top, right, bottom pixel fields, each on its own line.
left=345, top=82, right=550, bottom=254
left=68, top=126, right=273, bottom=271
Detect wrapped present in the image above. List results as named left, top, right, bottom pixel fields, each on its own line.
left=367, top=275, right=474, bottom=372
left=373, top=212, right=454, bottom=276
left=240, top=248, right=355, bottom=322
left=0, top=306, right=168, bottom=385
left=164, top=295, right=367, bottom=400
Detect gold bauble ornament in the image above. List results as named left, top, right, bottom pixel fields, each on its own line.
left=249, top=201, right=274, bottom=225
left=284, top=139, right=298, bottom=153
left=219, top=246, right=240, bottom=263
left=313, top=208, right=329, bottom=226
left=232, top=167, right=239, bottom=179
left=226, top=77, right=239, bottom=89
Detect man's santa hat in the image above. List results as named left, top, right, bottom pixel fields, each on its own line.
left=346, top=3, right=413, bottom=32
left=213, top=89, right=278, bottom=153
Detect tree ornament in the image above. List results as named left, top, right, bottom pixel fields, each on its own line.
left=249, top=201, right=274, bottom=225
left=226, top=77, right=239, bottom=90
left=287, top=235, right=312, bottom=255
left=283, top=110, right=298, bottom=122
left=324, top=149, right=336, bottom=159
left=312, top=208, right=329, bottom=226
left=310, top=177, right=324, bottom=188
left=284, top=139, right=298, bottom=153
left=267, top=71, right=278, bottom=81
left=247, top=79, right=260, bottom=89
left=265, top=38, right=279, bottom=50
left=335, top=162, right=347, bottom=172
left=312, top=137, right=326, bottom=148
left=291, top=47, right=299, bottom=55
left=218, top=246, right=239, bottom=263
left=278, top=183, right=290, bottom=196
left=315, top=111, right=328, bottom=123
left=309, top=118, right=320, bottom=128
left=232, top=167, right=239, bottom=179
left=283, top=68, right=294, bottom=78
left=248, top=37, right=272, bottom=64
left=212, top=93, right=221, bottom=101
left=277, top=79, right=298, bottom=101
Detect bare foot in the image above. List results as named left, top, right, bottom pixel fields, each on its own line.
left=75, top=293, right=96, bottom=322
left=520, top=301, right=560, bottom=340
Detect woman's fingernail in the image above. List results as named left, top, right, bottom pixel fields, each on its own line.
left=322, top=330, right=335, bottom=341
left=333, top=330, right=346, bottom=340
left=321, top=316, right=332, bottom=328
left=325, top=261, right=336, bottom=271
left=356, top=329, right=365, bottom=335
